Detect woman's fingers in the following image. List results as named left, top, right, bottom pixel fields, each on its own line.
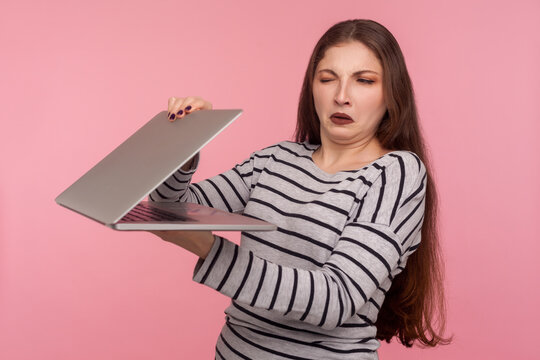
left=176, top=96, right=209, bottom=119
left=167, top=97, right=177, bottom=114
left=167, top=96, right=213, bottom=122
left=168, top=96, right=185, bottom=121
left=176, top=96, right=196, bottom=119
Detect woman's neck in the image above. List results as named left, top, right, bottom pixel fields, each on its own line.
left=312, top=136, right=389, bottom=174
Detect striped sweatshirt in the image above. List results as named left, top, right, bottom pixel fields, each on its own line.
left=150, top=141, right=427, bottom=360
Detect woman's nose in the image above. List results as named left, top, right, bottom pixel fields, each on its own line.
left=334, top=83, right=351, bottom=106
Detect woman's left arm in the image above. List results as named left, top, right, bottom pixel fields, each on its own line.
left=150, top=230, right=216, bottom=259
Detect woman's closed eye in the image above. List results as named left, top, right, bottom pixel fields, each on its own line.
left=357, top=78, right=375, bottom=84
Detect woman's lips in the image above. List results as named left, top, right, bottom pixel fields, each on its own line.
left=330, top=112, right=353, bottom=125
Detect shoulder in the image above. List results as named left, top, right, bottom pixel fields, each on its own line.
left=247, top=142, right=281, bottom=159
left=386, top=151, right=425, bottom=175
left=252, top=141, right=315, bottom=160
left=371, top=150, right=426, bottom=194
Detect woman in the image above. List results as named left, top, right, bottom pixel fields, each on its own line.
left=150, top=19, right=449, bottom=359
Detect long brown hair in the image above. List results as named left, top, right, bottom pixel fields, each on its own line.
left=295, top=19, right=451, bottom=347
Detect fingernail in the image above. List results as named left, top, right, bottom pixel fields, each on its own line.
left=185, top=105, right=192, bottom=111
left=176, top=109, right=183, bottom=115
left=169, top=113, right=175, bottom=120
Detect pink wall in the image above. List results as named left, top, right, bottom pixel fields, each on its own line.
left=1, top=0, right=539, bottom=359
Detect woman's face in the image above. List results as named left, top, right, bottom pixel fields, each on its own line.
left=312, top=41, right=386, bottom=146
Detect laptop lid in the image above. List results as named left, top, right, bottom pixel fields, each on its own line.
left=55, top=109, right=242, bottom=225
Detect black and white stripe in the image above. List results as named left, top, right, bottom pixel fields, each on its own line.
left=151, top=141, right=426, bottom=359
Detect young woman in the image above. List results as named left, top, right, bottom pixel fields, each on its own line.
left=150, top=19, right=449, bottom=359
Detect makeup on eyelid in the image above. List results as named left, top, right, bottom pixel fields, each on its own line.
left=317, top=75, right=375, bottom=85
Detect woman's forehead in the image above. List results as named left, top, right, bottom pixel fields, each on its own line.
left=317, top=41, right=382, bottom=74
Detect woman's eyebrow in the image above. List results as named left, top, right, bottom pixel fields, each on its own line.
left=317, top=68, right=380, bottom=76
left=353, top=70, right=379, bottom=76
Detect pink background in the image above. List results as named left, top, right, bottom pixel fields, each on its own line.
left=1, top=0, right=539, bottom=359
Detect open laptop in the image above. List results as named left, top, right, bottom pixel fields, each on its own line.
left=55, top=109, right=276, bottom=231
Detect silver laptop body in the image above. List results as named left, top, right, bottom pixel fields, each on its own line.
left=55, top=109, right=276, bottom=231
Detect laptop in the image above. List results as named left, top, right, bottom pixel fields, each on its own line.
left=55, top=109, right=277, bottom=231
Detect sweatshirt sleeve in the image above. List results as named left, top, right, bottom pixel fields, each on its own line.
left=148, top=153, right=200, bottom=202
left=149, top=145, right=278, bottom=213
left=192, top=152, right=427, bottom=330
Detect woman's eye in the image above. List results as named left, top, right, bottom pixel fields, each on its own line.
left=319, top=78, right=333, bottom=83
left=357, top=78, right=374, bottom=84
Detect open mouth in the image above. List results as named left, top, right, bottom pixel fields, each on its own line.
left=330, top=112, right=353, bottom=124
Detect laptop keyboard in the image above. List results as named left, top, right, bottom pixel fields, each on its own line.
left=120, top=203, right=191, bottom=222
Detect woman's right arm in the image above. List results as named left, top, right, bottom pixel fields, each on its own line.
left=148, top=96, right=210, bottom=203
left=149, top=96, right=270, bottom=213
left=149, top=153, right=237, bottom=206
left=150, top=146, right=275, bottom=213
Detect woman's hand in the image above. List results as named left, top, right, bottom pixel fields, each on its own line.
left=150, top=230, right=216, bottom=259
left=167, top=96, right=213, bottom=122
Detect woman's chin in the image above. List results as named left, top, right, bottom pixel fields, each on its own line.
left=321, top=128, right=367, bottom=145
